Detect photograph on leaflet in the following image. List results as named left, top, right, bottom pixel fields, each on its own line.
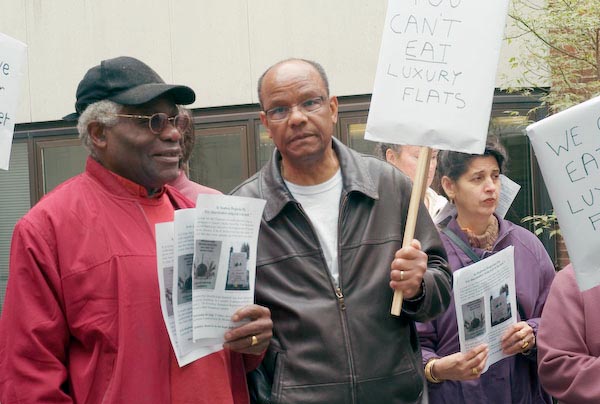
left=193, top=239, right=221, bottom=290
left=462, top=297, right=485, bottom=340
left=225, top=243, right=250, bottom=291
left=490, top=283, right=512, bottom=327
left=177, top=253, right=193, bottom=304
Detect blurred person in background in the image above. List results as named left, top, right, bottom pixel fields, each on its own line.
left=376, top=143, right=447, bottom=219
left=168, top=107, right=221, bottom=201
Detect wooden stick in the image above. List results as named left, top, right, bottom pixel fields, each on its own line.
left=391, top=146, right=432, bottom=316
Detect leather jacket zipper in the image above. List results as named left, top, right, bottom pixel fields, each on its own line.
left=337, top=191, right=358, bottom=404
left=335, top=287, right=346, bottom=310
left=295, top=196, right=358, bottom=403
left=335, top=193, right=349, bottom=314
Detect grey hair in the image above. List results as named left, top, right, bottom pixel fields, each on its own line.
left=375, top=143, right=402, bottom=160
left=77, top=100, right=121, bottom=155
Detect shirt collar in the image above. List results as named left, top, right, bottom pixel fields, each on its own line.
left=108, top=171, right=166, bottom=199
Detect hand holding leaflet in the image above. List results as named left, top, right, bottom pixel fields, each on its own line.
left=453, top=246, right=517, bottom=373
left=156, top=194, right=267, bottom=367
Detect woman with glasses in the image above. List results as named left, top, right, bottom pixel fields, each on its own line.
left=417, top=137, right=554, bottom=403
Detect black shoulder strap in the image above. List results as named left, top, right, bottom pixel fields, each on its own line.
left=441, top=227, right=528, bottom=321
left=441, top=227, right=481, bottom=263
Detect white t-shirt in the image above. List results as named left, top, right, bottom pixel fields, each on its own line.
left=285, top=169, right=343, bottom=285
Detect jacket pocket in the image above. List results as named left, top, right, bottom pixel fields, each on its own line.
left=248, top=363, right=272, bottom=404
left=264, top=341, right=286, bottom=402
left=356, top=367, right=423, bottom=403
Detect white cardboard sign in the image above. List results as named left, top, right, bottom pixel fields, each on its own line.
left=0, top=32, right=27, bottom=171
left=365, top=0, right=510, bottom=154
left=526, top=95, right=600, bottom=291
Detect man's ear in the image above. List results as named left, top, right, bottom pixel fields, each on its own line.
left=259, top=111, right=273, bottom=139
left=88, top=121, right=108, bottom=150
left=385, top=148, right=397, bottom=164
left=329, top=96, right=339, bottom=125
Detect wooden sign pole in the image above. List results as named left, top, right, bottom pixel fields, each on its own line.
left=391, top=146, right=432, bottom=316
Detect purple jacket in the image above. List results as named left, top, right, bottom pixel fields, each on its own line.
left=417, top=215, right=555, bottom=404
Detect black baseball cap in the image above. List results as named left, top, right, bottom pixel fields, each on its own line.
left=63, top=56, right=195, bottom=120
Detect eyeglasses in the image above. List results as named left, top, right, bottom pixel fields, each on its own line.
left=115, top=113, right=191, bottom=135
left=264, top=96, right=326, bottom=121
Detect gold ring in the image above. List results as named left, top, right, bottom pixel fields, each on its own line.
left=251, top=335, right=259, bottom=346
left=521, top=340, right=529, bottom=350
left=400, top=270, right=404, bottom=281
left=472, top=367, right=478, bottom=375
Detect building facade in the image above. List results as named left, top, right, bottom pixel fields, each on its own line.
left=0, top=0, right=553, bottom=308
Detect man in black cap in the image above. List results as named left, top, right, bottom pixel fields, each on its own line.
left=0, top=56, right=272, bottom=404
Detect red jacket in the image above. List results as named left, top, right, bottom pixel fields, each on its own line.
left=0, top=157, right=256, bottom=403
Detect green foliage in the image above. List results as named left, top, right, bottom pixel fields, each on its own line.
left=521, top=211, right=562, bottom=238
left=504, top=0, right=600, bottom=114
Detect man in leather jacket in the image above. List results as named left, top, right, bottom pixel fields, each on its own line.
left=232, top=58, right=452, bottom=404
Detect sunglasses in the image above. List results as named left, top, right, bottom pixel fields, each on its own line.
left=115, top=113, right=191, bottom=135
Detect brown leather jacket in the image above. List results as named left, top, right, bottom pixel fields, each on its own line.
left=232, top=138, right=452, bottom=404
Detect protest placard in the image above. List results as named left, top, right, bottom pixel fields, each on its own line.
left=366, top=0, right=510, bottom=315
left=0, top=32, right=27, bottom=170
left=365, top=0, right=510, bottom=154
left=526, top=96, right=600, bottom=291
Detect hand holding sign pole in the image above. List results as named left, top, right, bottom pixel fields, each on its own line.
left=364, top=0, right=510, bottom=316
left=391, top=146, right=432, bottom=315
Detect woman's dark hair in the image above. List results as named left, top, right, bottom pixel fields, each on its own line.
left=437, top=137, right=507, bottom=182
left=178, top=107, right=195, bottom=172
